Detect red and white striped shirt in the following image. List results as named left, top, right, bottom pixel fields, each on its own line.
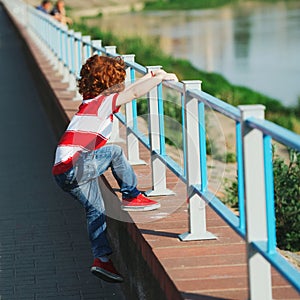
left=52, top=93, right=120, bottom=175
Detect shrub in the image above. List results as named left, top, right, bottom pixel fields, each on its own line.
left=273, top=149, right=300, bottom=251
left=224, top=148, right=300, bottom=252
left=224, top=178, right=238, bottom=208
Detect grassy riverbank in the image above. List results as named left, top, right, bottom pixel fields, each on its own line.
left=71, top=21, right=300, bottom=133
left=144, top=0, right=297, bottom=11
left=144, top=0, right=237, bottom=10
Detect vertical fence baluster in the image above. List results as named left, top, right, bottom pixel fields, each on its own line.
left=52, top=23, right=59, bottom=70
left=122, top=54, right=146, bottom=165
left=145, top=66, right=174, bottom=196
left=236, top=121, right=246, bottom=233
left=42, top=16, right=48, bottom=56
left=43, top=17, right=49, bottom=54
left=263, top=134, right=276, bottom=254
left=61, top=27, right=70, bottom=83
left=40, top=15, right=48, bottom=57
left=179, top=81, right=216, bottom=241
left=66, top=29, right=75, bottom=91
left=74, top=32, right=82, bottom=80
left=198, top=101, right=207, bottom=192
left=48, top=21, right=55, bottom=67
left=82, top=35, right=91, bottom=63
left=47, top=17, right=54, bottom=64
left=105, top=46, right=124, bottom=143
left=72, top=32, right=82, bottom=100
left=54, top=24, right=59, bottom=70
left=157, top=83, right=166, bottom=156
left=57, top=23, right=63, bottom=75
left=181, top=93, right=187, bottom=178
left=239, top=105, right=272, bottom=300
left=66, top=31, right=80, bottom=100
left=55, top=23, right=62, bottom=71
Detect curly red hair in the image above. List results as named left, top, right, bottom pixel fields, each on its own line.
left=78, top=55, right=126, bottom=99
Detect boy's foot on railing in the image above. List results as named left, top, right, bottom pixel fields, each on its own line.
left=121, top=193, right=161, bottom=211
left=90, top=258, right=124, bottom=283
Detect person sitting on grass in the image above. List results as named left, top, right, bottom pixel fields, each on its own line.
left=52, top=54, right=178, bottom=283
left=50, top=0, right=72, bottom=25
left=36, top=0, right=52, bottom=14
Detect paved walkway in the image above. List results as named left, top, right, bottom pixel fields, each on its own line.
left=0, top=4, right=125, bottom=300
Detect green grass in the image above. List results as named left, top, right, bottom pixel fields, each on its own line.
left=144, top=0, right=237, bottom=11
left=144, top=0, right=297, bottom=11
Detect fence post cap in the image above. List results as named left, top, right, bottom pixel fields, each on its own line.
left=82, top=35, right=91, bottom=41
left=239, top=104, right=265, bottom=119
left=182, top=80, right=202, bottom=84
left=122, top=54, right=135, bottom=61
left=238, top=104, right=265, bottom=112
left=146, top=65, right=162, bottom=70
left=182, top=80, right=202, bottom=92
left=91, top=39, right=102, bottom=44
left=74, top=31, right=82, bottom=39
left=105, top=45, right=117, bottom=51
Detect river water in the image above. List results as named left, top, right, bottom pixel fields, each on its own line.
left=87, top=1, right=300, bottom=106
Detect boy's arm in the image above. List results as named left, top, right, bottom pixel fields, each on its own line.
left=116, top=70, right=178, bottom=106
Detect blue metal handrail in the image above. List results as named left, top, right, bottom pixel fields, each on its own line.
left=2, top=0, right=299, bottom=297
left=247, top=117, right=300, bottom=151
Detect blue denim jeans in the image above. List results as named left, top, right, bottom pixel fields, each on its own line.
left=54, top=144, right=140, bottom=258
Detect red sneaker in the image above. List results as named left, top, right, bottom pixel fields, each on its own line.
left=121, top=193, right=161, bottom=211
left=90, top=258, right=124, bottom=283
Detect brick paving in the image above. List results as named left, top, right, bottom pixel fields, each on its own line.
left=0, top=4, right=125, bottom=300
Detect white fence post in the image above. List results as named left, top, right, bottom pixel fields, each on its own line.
left=82, top=35, right=91, bottom=63
left=53, top=22, right=61, bottom=71
left=66, top=30, right=76, bottom=92
left=145, top=66, right=174, bottom=196
left=122, top=54, right=146, bottom=165
left=71, top=32, right=82, bottom=100
left=74, top=32, right=82, bottom=80
left=239, top=105, right=272, bottom=300
left=105, top=45, right=117, bottom=56
left=91, top=40, right=102, bottom=55
left=57, top=24, right=68, bottom=77
left=61, top=28, right=70, bottom=83
left=48, top=21, right=57, bottom=70
left=179, top=81, right=216, bottom=241
left=105, top=46, right=125, bottom=143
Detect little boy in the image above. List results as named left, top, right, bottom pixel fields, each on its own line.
left=53, top=55, right=178, bottom=283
